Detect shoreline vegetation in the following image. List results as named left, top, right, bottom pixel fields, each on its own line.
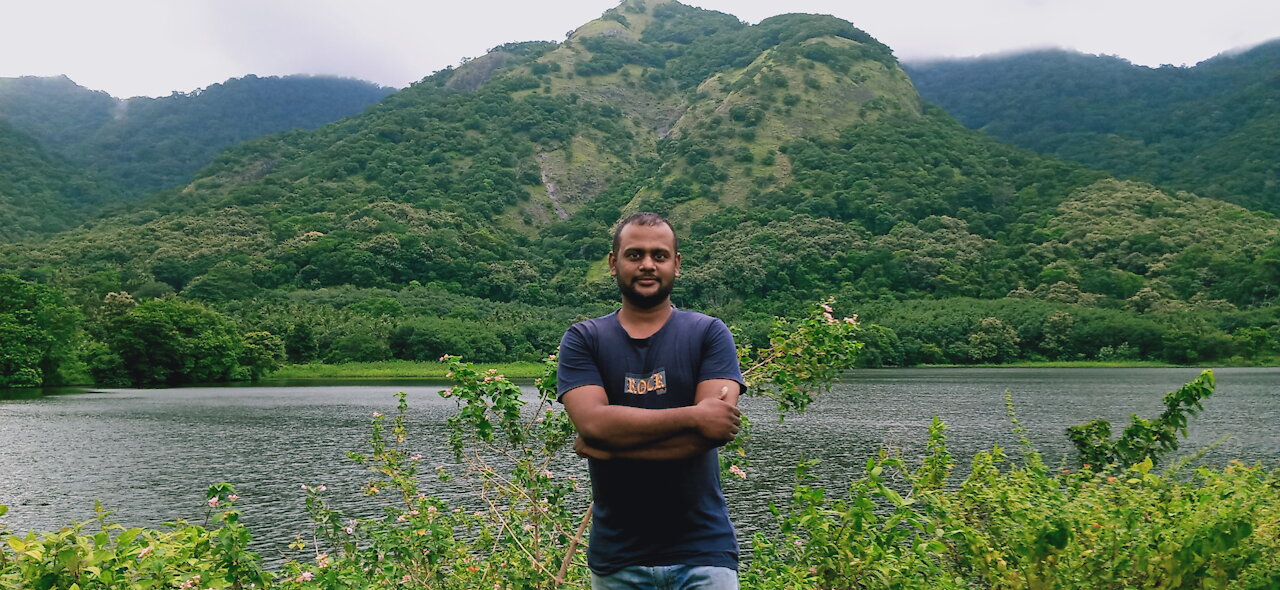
left=924, top=358, right=1279, bottom=369
left=265, top=360, right=549, bottom=380
left=261, top=358, right=1279, bottom=382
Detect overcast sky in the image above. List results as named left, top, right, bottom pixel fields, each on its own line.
left=3, top=0, right=1277, bottom=98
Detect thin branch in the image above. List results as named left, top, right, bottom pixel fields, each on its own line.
left=555, top=502, right=593, bottom=588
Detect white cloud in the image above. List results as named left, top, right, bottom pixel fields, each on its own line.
left=1, top=0, right=1275, bottom=97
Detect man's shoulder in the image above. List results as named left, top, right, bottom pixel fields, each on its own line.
left=562, top=311, right=619, bottom=344
left=670, top=308, right=727, bottom=332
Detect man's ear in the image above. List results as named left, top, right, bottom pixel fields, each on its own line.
left=674, top=252, right=682, bottom=276
left=607, top=251, right=617, bottom=275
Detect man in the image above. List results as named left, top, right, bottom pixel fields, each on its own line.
left=557, top=212, right=746, bottom=590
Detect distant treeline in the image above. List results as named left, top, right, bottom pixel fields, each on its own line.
left=4, top=272, right=1277, bottom=389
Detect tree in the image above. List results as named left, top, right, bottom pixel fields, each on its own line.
left=968, top=317, right=1020, bottom=363
left=239, top=331, right=284, bottom=381
left=0, top=274, right=80, bottom=387
left=95, top=299, right=242, bottom=386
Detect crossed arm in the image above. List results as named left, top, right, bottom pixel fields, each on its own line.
left=561, top=378, right=742, bottom=461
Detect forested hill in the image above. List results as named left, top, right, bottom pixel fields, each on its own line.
left=0, top=121, right=123, bottom=241
left=0, top=74, right=394, bottom=203
left=2, top=0, right=1278, bottom=377
left=903, top=41, right=1280, bottom=214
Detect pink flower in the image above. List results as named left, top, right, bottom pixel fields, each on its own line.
left=820, top=303, right=833, bottom=313
left=139, top=545, right=153, bottom=558
left=227, top=494, right=239, bottom=502
left=843, top=317, right=857, bottom=325
left=317, top=485, right=326, bottom=492
left=372, top=412, right=383, bottom=418
left=298, top=571, right=314, bottom=582
left=409, top=454, right=423, bottom=461
left=729, top=465, right=747, bottom=479
left=207, top=497, right=219, bottom=507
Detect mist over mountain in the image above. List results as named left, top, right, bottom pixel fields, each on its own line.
left=903, top=40, right=1280, bottom=214
left=2, top=0, right=1277, bottom=368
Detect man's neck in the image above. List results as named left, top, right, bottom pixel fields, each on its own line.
left=617, top=299, right=674, bottom=339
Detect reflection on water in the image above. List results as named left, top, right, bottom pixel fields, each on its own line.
left=0, top=368, right=1275, bottom=562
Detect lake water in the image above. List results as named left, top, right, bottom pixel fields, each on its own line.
left=1, top=367, right=1275, bottom=562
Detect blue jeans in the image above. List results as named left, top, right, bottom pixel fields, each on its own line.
left=591, top=565, right=739, bottom=590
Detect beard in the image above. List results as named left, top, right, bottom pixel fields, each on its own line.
left=617, top=275, right=673, bottom=310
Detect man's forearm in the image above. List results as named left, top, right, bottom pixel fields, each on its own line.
left=576, top=432, right=721, bottom=461
left=575, top=404, right=702, bottom=450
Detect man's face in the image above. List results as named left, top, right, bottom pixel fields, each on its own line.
left=609, top=222, right=681, bottom=310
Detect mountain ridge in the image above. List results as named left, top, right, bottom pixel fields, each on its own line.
left=903, top=41, right=1280, bottom=213
left=0, top=73, right=395, bottom=229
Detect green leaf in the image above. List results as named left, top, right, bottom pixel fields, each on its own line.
left=5, top=535, right=25, bottom=553
left=115, top=528, right=141, bottom=547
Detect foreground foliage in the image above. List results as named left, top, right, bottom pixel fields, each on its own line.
left=2, top=304, right=1277, bottom=589
left=744, top=418, right=1280, bottom=589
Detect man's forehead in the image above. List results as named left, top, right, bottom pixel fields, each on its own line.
left=617, top=223, right=676, bottom=250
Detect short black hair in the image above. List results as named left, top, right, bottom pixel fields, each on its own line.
left=612, top=212, right=677, bottom=253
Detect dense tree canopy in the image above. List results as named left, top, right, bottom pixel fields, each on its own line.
left=905, top=43, right=1280, bottom=213
left=0, top=274, right=80, bottom=387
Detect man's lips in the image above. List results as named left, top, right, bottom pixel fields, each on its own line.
left=633, top=277, right=659, bottom=285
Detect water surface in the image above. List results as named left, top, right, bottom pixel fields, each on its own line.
left=1, top=367, right=1274, bottom=560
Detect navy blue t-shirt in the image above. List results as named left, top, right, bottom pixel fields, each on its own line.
left=557, top=309, right=745, bottom=575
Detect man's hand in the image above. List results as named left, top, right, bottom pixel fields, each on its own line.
left=692, top=387, right=741, bottom=443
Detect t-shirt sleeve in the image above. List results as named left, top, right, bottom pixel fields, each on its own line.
left=699, top=318, right=746, bottom=394
left=556, top=323, right=604, bottom=402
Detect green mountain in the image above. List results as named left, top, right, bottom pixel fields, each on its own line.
left=2, top=0, right=1277, bottom=368
left=0, top=120, right=122, bottom=241
left=0, top=74, right=394, bottom=199
left=903, top=41, right=1280, bottom=213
